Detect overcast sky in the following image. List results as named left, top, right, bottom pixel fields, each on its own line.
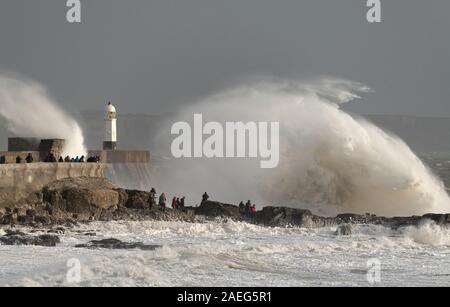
left=0, top=0, right=449, bottom=116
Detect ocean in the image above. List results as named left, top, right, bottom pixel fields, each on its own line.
left=0, top=153, right=449, bottom=287
left=1, top=218, right=450, bottom=287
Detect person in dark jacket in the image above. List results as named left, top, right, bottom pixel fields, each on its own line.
left=58, top=156, right=64, bottom=163
left=48, top=153, right=57, bottom=163
left=64, top=156, right=71, bottom=162
left=159, top=193, right=167, bottom=211
left=16, top=156, right=22, bottom=164
left=180, top=197, right=185, bottom=209
left=245, top=200, right=252, bottom=216
left=25, top=153, right=34, bottom=163
left=149, top=188, right=156, bottom=210
left=238, top=201, right=245, bottom=214
left=0, top=156, right=5, bottom=164
left=201, top=192, right=209, bottom=204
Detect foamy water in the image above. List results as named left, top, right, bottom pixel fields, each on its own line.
left=1, top=219, right=450, bottom=287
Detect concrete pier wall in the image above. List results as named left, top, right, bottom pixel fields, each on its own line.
left=0, top=163, right=104, bottom=207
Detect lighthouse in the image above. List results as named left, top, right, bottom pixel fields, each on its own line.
left=103, top=101, right=117, bottom=150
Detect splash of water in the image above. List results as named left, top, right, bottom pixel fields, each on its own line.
left=156, top=77, right=450, bottom=216
left=0, top=75, right=86, bottom=157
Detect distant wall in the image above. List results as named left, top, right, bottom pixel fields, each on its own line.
left=8, top=138, right=41, bottom=152
left=0, top=163, right=104, bottom=207
left=0, top=151, right=40, bottom=164
left=6, top=138, right=66, bottom=161
left=88, top=150, right=150, bottom=164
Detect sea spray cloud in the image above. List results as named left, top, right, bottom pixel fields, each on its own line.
left=0, top=74, right=86, bottom=157
left=156, top=77, right=450, bottom=216
left=170, top=113, right=280, bottom=169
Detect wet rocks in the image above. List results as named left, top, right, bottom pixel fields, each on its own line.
left=255, top=206, right=336, bottom=228
left=75, top=238, right=161, bottom=251
left=2, top=176, right=450, bottom=232
left=124, top=190, right=151, bottom=210
left=0, top=229, right=60, bottom=247
left=196, top=201, right=241, bottom=219
left=42, top=177, right=125, bottom=220
left=335, top=224, right=352, bottom=236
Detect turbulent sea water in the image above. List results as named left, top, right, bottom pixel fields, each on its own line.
left=0, top=153, right=450, bottom=287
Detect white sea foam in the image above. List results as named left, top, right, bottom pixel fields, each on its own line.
left=0, top=74, right=86, bottom=157
left=2, top=219, right=450, bottom=287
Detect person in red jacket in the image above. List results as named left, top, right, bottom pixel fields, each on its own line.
left=251, top=204, right=257, bottom=214
left=172, top=197, right=177, bottom=209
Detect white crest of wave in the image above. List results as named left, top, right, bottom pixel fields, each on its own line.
left=0, top=75, right=86, bottom=157
left=159, top=77, right=450, bottom=216
left=403, top=221, right=450, bottom=246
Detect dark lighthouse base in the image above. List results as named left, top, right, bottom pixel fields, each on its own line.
left=103, top=141, right=117, bottom=150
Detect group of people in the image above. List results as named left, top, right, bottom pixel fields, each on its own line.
left=0, top=153, right=102, bottom=164
left=148, top=188, right=197, bottom=211
left=147, top=189, right=259, bottom=216
left=48, top=154, right=101, bottom=163
left=171, top=196, right=186, bottom=209
left=148, top=188, right=172, bottom=212
left=239, top=200, right=257, bottom=216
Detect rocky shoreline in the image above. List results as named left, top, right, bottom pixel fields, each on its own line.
left=0, top=177, right=449, bottom=248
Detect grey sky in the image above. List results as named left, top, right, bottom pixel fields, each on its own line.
left=0, top=0, right=449, bottom=116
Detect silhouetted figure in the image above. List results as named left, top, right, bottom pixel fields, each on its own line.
left=74, top=156, right=80, bottom=162
left=79, top=156, right=84, bottom=162
left=238, top=201, right=245, bottom=214
left=58, top=156, right=64, bottom=163
left=201, top=192, right=209, bottom=204
left=180, top=197, right=185, bottom=209
left=159, top=193, right=167, bottom=211
left=245, top=200, right=252, bottom=217
left=0, top=156, right=5, bottom=164
left=87, top=156, right=96, bottom=162
left=16, top=156, right=22, bottom=164
left=25, top=153, right=34, bottom=163
left=149, top=188, right=156, bottom=210
left=47, top=153, right=57, bottom=163
left=71, top=158, right=75, bottom=162
left=64, top=156, right=71, bottom=162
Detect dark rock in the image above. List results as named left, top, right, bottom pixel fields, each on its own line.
left=0, top=231, right=60, bottom=247
left=42, top=177, right=123, bottom=218
left=196, top=201, right=240, bottom=219
left=47, top=227, right=65, bottom=234
left=0, top=214, right=17, bottom=225
left=34, top=215, right=51, bottom=225
left=75, top=238, right=161, bottom=251
left=26, top=209, right=36, bottom=217
left=17, top=215, right=34, bottom=224
left=335, top=224, right=352, bottom=236
left=125, top=190, right=150, bottom=210
left=256, top=206, right=336, bottom=227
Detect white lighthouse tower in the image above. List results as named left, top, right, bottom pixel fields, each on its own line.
left=103, top=101, right=117, bottom=150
